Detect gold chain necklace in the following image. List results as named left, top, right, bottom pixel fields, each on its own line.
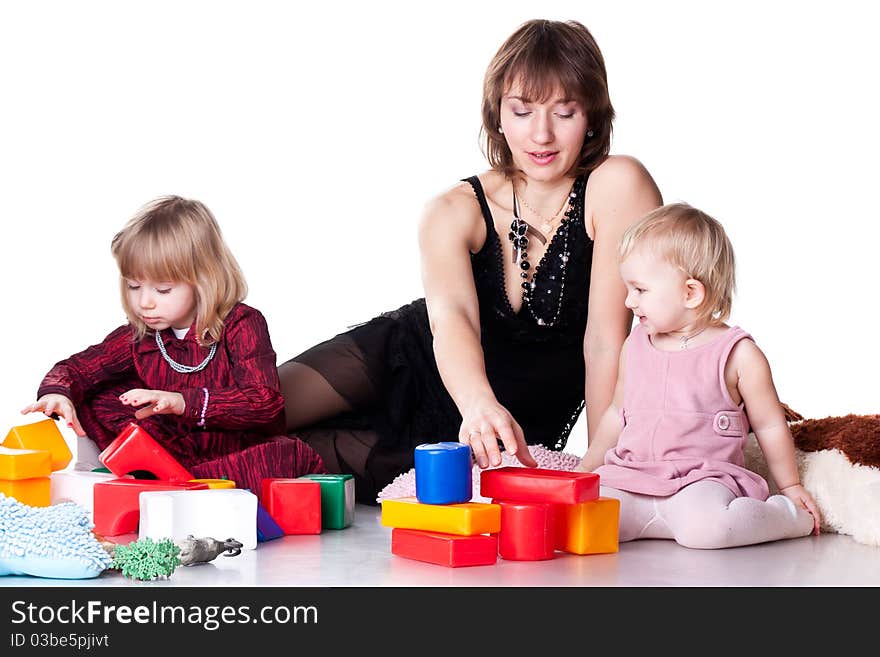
left=515, top=185, right=571, bottom=235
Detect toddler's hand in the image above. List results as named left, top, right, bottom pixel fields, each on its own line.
left=120, top=389, right=185, bottom=419
left=781, top=483, right=821, bottom=535
left=21, top=394, right=85, bottom=436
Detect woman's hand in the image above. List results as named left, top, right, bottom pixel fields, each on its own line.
left=119, top=389, right=185, bottom=419
left=781, top=483, right=822, bottom=536
left=458, top=394, right=537, bottom=469
left=21, top=394, right=85, bottom=436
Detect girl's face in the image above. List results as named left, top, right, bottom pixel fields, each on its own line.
left=619, top=248, right=693, bottom=336
left=125, top=278, right=197, bottom=332
left=499, top=81, right=589, bottom=182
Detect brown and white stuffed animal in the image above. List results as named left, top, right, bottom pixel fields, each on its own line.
left=744, top=412, right=880, bottom=546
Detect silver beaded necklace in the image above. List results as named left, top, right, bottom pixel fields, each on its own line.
left=155, top=330, right=217, bottom=373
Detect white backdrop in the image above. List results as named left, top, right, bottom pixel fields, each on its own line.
left=1, top=0, right=877, bottom=460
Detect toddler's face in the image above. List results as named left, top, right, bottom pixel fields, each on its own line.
left=125, top=278, right=197, bottom=332
left=619, top=248, right=690, bottom=336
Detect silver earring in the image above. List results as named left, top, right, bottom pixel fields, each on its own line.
left=498, top=125, right=504, bottom=134
left=586, top=129, right=594, bottom=138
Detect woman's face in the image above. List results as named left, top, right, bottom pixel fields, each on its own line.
left=498, top=80, right=589, bottom=183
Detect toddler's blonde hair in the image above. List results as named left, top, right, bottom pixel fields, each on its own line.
left=619, top=202, right=735, bottom=324
left=111, top=195, right=247, bottom=345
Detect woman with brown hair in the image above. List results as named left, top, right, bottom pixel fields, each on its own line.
left=279, top=19, right=662, bottom=502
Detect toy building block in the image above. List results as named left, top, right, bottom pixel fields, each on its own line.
left=391, top=528, right=498, bottom=567
left=50, top=470, right=122, bottom=515
left=261, top=478, right=322, bottom=535
left=256, top=500, right=285, bottom=542
left=555, top=497, right=620, bottom=555
left=92, top=478, right=208, bottom=536
left=189, top=478, right=236, bottom=489
left=381, top=497, right=501, bottom=535
left=414, top=442, right=472, bottom=505
left=3, top=418, right=72, bottom=471
left=0, top=477, right=50, bottom=507
left=494, top=499, right=556, bottom=561
left=300, top=473, right=355, bottom=529
left=480, top=467, right=599, bottom=505
left=0, top=446, right=51, bottom=480
left=99, top=422, right=193, bottom=481
left=138, top=488, right=258, bottom=550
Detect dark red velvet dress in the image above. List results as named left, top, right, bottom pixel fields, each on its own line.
left=37, top=303, right=326, bottom=492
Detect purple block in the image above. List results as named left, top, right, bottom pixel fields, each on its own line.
left=256, top=499, right=284, bottom=542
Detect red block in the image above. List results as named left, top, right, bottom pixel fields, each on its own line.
left=495, top=499, right=556, bottom=561
left=391, top=528, right=498, bottom=567
left=99, top=423, right=193, bottom=482
left=261, top=478, right=322, bottom=535
left=480, top=467, right=599, bottom=504
left=92, top=478, right=208, bottom=536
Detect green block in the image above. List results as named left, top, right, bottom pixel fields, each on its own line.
left=300, top=474, right=354, bottom=529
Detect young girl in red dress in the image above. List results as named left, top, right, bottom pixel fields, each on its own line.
left=21, top=195, right=326, bottom=491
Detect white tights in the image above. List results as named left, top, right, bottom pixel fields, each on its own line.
left=601, top=481, right=815, bottom=549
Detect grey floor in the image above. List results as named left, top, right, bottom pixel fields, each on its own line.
left=3, top=504, right=879, bottom=587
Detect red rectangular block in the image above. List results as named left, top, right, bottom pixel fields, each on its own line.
left=99, top=423, right=193, bottom=482
left=261, top=478, right=322, bottom=535
left=93, top=478, right=208, bottom=536
left=480, top=467, right=599, bottom=504
left=391, top=528, right=497, bottom=567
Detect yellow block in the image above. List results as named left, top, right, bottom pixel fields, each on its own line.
left=381, top=497, right=501, bottom=535
left=189, top=478, right=236, bottom=489
left=0, top=477, right=51, bottom=507
left=555, top=497, right=620, bottom=555
left=4, top=419, right=72, bottom=471
left=0, top=446, right=52, bottom=480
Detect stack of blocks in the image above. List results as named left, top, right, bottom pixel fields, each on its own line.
left=382, top=442, right=500, bottom=567
left=1, top=419, right=72, bottom=506
left=382, top=442, right=620, bottom=567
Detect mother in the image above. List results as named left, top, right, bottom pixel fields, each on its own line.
left=279, top=19, right=661, bottom=502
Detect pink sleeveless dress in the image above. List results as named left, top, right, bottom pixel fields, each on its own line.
left=594, top=324, right=769, bottom=500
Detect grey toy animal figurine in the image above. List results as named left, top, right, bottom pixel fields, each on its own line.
left=176, top=536, right=244, bottom=566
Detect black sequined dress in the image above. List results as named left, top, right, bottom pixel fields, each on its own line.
left=289, top=174, right=593, bottom=497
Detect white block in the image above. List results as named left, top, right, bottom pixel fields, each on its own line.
left=138, top=489, right=258, bottom=550
left=49, top=470, right=120, bottom=516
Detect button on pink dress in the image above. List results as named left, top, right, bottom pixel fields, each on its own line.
left=594, top=324, right=769, bottom=500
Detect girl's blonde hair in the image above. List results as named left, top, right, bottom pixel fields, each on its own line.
left=111, top=196, right=247, bottom=345
left=620, top=202, right=736, bottom=324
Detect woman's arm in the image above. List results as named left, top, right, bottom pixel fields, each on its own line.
left=583, top=156, right=661, bottom=439
left=420, top=183, right=536, bottom=469
left=576, top=337, right=628, bottom=471
left=729, top=339, right=821, bottom=533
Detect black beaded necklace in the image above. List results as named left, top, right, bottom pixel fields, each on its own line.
left=507, top=176, right=584, bottom=327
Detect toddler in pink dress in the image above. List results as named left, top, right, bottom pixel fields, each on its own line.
left=577, top=203, right=819, bottom=548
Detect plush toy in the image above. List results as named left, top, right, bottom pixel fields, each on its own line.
left=378, top=412, right=880, bottom=547
left=744, top=413, right=880, bottom=546
left=0, top=494, right=113, bottom=579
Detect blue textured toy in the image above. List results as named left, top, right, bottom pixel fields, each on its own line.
left=414, top=442, right=472, bottom=504
left=0, top=493, right=112, bottom=579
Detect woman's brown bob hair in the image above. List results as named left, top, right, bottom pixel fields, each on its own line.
left=481, top=19, right=615, bottom=178
left=111, top=196, right=247, bottom=346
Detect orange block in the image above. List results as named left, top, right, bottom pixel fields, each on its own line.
left=0, top=446, right=52, bottom=480
left=0, top=477, right=51, bottom=507
left=4, top=418, right=72, bottom=471
left=554, top=497, right=620, bottom=555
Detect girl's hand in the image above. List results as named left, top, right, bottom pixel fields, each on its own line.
left=458, top=394, right=537, bottom=469
left=781, top=483, right=822, bottom=536
left=21, top=394, right=85, bottom=436
left=120, top=389, right=185, bottom=419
